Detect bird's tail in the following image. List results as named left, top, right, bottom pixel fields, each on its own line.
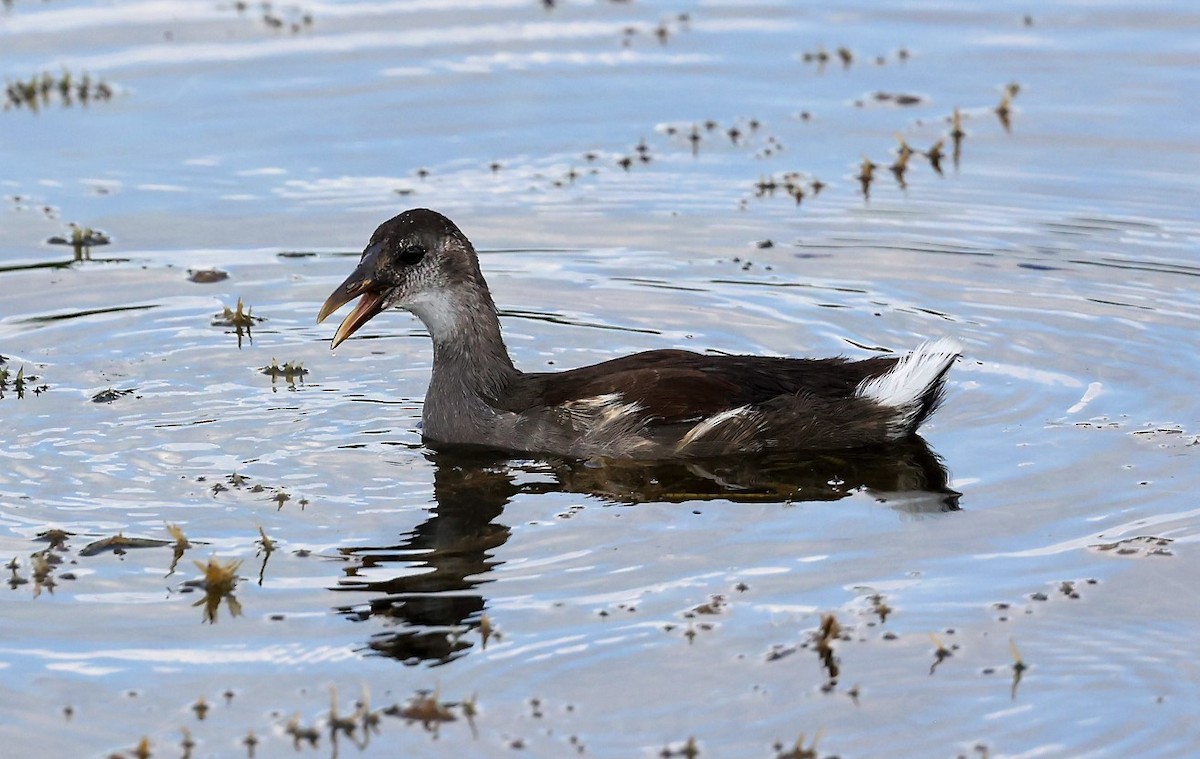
left=855, top=337, right=962, bottom=439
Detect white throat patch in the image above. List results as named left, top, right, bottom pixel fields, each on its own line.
left=408, top=290, right=466, bottom=342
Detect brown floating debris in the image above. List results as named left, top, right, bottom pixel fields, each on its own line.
left=926, top=139, right=946, bottom=175
left=479, top=612, right=501, bottom=648
left=388, top=690, right=457, bottom=732
left=213, top=298, right=262, bottom=348
left=929, top=632, right=952, bottom=674
left=996, top=82, right=1019, bottom=132
left=192, top=556, right=243, bottom=623
left=0, top=364, right=47, bottom=399
left=92, top=388, right=135, bottom=404
left=891, top=136, right=913, bottom=188
left=166, top=523, right=192, bottom=575
left=1090, top=535, right=1174, bottom=557
left=869, top=592, right=892, bottom=622
left=774, top=732, right=823, bottom=759
left=243, top=730, right=258, bottom=758
left=872, top=91, right=924, bottom=106
left=261, top=359, right=307, bottom=389
left=132, top=736, right=152, bottom=759
left=47, top=224, right=109, bottom=260
left=80, top=533, right=171, bottom=556
left=4, top=69, right=115, bottom=111
left=1009, top=637, right=1027, bottom=700
left=661, top=736, right=701, bottom=758
left=187, top=269, right=229, bottom=284
left=813, top=612, right=841, bottom=683
left=285, top=714, right=320, bottom=749
left=950, top=107, right=966, bottom=167
left=213, top=298, right=259, bottom=329
left=857, top=156, right=877, bottom=200
left=37, top=529, right=72, bottom=550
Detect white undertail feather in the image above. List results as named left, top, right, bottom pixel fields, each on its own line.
left=855, top=338, right=962, bottom=438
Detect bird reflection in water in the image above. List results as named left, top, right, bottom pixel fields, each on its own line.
left=331, top=439, right=958, bottom=665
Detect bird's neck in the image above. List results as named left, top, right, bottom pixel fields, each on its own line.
left=410, top=280, right=518, bottom=420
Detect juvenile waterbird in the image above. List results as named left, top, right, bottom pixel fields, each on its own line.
left=318, top=209, right=960, bottom=460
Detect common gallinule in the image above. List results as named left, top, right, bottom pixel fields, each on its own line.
left=318, top=209, right=960, bottom=459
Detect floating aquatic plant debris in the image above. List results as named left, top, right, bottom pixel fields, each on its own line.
left=255, top=525, right=275, bottom=583
left=229, top=0, right=314, bottom=34
left=256, top=526, right=275, bottom=555
left=0, top=364, right=47, bottom=399
left=800, top=47, right=831, bottom=70
left=213, top=298, right=261, bottom=347
left=752, top=172, right=824, bottom=207
left=846, top=685, right=860, bottom=706
left=4, top=70, right=115, bottom=112
left=865, top=91, right=924, bottom=107
left=180, top=727, right=195, bottom=759
left=926, top=139, right=946, bottom=174
left=1009, top=638, right=1027, bottom=699
left=773, top=732, right=825, bottom=759
left=479, top=612, right=500, bottom=649
left=166, top=523, right=192, bottom=575
left=242, top=729, right=258, bottom=757
left=929, top=632, right=953, bottom=674
left=126, top=736, right=151, bottom=759
left=187, top=268, right=229, bottom=283
left=387, top=690, right=457, bottom=733
left=868, top=592, right=892, bottom=622
left=327, top=687, right=363, bottom=750
left=37, top=529, right=72, bottom=550
left=857, top=157, right=877, bottom=200
left=80, top=533, right=172, bottom=556
left=950, top=107, right=966, bottom=167
left=262, top=358, right=307, bottom=390
left=685, top=594, right=727, bottom=616
left=801, top=44, right=909, bottom=71
left=7, top=557, right=27, bottom=589
left=192, top=556, right=243, bottom=623
left=891, top=136, right=913, bottom=188
left=30, top=550, right=56, bottom=596
left=612, top=9, right=691, bottom=49
left=285, top=714, right=321, bottom=749
left=995, top=82, right=1019, bottom=132
left=213, top=298, right=260, bottom=328
left=660, top=736, right=700, bottom=758
left=812, top=613, right=842, bottom=683
left=47, top=224, right=109, bottom=261
left=1090, top=535, right=1174, bottom=557
left=91, top=387, right=135, bottom=403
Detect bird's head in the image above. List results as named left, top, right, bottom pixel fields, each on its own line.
left=317, top=208, right=482, bottom=348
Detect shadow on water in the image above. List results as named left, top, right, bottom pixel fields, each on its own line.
left=331, top=440, right=958, bottom=666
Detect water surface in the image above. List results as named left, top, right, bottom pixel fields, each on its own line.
left=2, top=1, right=1199, bottom=757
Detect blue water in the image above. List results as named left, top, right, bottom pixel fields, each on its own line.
left=2, top=1, right=1199, bottom=756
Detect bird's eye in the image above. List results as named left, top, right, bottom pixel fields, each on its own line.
left=397, top=243, right=426, bottom=266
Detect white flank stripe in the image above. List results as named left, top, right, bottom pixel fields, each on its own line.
left=677, top=405, right=751, bottom=450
